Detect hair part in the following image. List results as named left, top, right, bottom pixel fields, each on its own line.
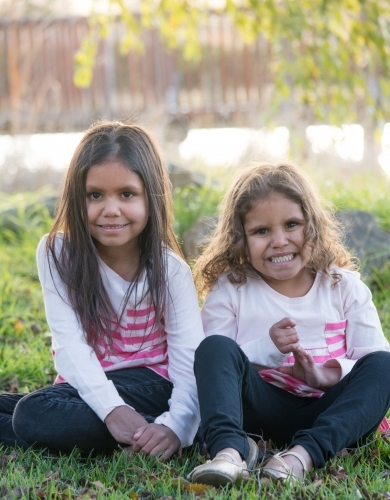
left=47, top=120, right=182, bottom=351
left=193, top=161, right=357, bottom=297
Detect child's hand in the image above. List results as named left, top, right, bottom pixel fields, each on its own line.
left=105, top=406, right=148, bottom=445
left=132, top=423, right=181, bottom=460
left=269, top=317, right=299, bottom=354
left=278, top=346, right=341, bottom=390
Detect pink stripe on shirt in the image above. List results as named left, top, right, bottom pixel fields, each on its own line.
left=329, top=345, right=347, bottom=357
left=54, top=305, right=170, bottom=384
left=260, top=369, right=324, bottom=398
left=326, top=334, right=346, bottom=345
left=325, top=320, right=347, bottom=331
left=127, top=306, right=155, bottom=318
left=110, top=328, right=165, bottom=345
left=113, top=317, right=156, bottom=331
left=148, top=365, right=169, bottom=380
left=100, top=345, right=167, bottom=365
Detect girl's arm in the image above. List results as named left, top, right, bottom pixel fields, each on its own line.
left=324, top=271, right=389, bottom=379
left=37, top=236, right=133, bottom=423
left=149, top=253, right=205, bottom=449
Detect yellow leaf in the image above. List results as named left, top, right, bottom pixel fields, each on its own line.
left=73, top=68, right=93, bottom=88
left=183, top=483, right=216, bottom=493
left=13, top=320, right=24, bottom=334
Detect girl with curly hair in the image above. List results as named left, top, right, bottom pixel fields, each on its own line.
left=190, top=161, right=390, bottom=486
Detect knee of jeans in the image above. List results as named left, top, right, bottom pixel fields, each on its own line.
left=12, top=392, right=42, bottom=443
left=356, top=351, right=390, bottom=375
left=195, top=335, right=239, bottom=364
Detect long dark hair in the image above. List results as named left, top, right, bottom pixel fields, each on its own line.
left=194, top=161, right=357, bottom=297
left=47, top=120, right=182, bottom=351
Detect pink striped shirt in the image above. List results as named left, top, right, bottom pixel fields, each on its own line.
left=54, top=305, right=169, bottom=384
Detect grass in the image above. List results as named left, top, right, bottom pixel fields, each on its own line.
left=0, top=170, right=390, bottom=499
left=0, top=436, right=390, bottom=498
left=315, top=169, right=390, bottom=233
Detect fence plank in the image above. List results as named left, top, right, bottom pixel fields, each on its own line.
left=0, top=15, right=266, bottom=133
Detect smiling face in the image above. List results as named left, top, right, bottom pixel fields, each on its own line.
left=244, top=191, right=314, bottom=296
left=86, top=161, right=149, bottom=260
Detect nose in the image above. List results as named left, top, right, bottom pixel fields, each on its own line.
left=270, top=228, right=288, bottom=248
left=102, top=198, right=121, bottom=217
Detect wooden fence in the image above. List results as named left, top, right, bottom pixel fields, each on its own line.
left=0, top=15, right=271, bottom=134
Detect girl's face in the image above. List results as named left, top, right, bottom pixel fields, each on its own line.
left=244, top=191, right=314, bottom=296
left=86, top=161, right=149, bottom=259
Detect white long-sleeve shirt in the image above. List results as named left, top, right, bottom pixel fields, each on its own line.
left=201, top=268, right=389, bottom=397
left=37, top=234, right=204, bottom=447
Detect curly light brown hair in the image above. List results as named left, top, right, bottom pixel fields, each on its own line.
left=193, top=161, right=357, bottom=297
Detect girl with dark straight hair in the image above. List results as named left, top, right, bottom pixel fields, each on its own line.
left=0, top=121, right=204, bottom=458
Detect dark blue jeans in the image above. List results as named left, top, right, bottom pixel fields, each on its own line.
left=194, top=336, right=390, bottom=469
left=0, top=367, right=173, bottom=453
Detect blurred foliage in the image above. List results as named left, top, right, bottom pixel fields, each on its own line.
left=318, top=171, right=390, bottom=233
left=0, top=191, right=54, bottom=391
left=74, top=0, right=390, bottom=125
left=173, top=183, right=223, bottom=242
left=0, top=190, right=54, bottom=244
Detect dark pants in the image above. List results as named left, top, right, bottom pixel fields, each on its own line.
left=194, top=336, right=390, bottom=469
left=0, top=367, right=173, bottom=453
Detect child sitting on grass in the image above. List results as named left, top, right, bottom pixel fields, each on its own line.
left=0, top=121, right=204, bottom=457
left=190, top=161, right=390, bottom=486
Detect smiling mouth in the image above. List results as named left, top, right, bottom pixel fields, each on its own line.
left=98, top=224, right=129, bottom=229
left=269, top=253, right=295, bottom=263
